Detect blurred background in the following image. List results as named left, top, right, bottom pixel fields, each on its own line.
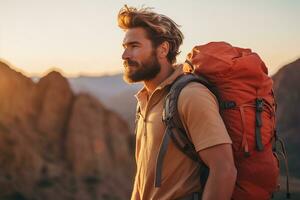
left=0, top=0, right=299, bottom=199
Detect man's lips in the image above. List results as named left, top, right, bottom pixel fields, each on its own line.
left=123, top=60, right=139, bottom=68
left=124, top=65, right=138, bottom=72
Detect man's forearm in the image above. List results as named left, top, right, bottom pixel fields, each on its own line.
left=201, top=166, right=237, bottom=200
left=130, top=174, right=140, bottom=200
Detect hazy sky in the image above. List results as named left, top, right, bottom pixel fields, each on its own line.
left=0, top=0, right=299, bottom=77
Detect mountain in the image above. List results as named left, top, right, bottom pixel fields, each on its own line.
left=272, top=58, right=300, bottom=180
left=0, top=61, right=134, bottom=200
left=68, top=74, right=142, bottom=131
left=272, top=58, right=300, bottom=199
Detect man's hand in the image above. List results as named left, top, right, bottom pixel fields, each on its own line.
left=199, top=143, right=237, bottom=200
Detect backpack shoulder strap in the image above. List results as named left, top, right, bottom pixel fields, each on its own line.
left=163, top=73, right=211, bottom=159
left=163, top=73, right=215, bottom=138
left=134, top=103, right=141, bottom=135
left=155, top=73, right=211, bottom=188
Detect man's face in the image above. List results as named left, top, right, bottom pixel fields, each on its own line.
left=122, top=27, right=161, bottom=83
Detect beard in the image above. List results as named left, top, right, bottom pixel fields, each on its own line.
left=123, top=51, right=161, bottom=83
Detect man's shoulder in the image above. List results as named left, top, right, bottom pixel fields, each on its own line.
left=179, top=81, right=218, bottom=103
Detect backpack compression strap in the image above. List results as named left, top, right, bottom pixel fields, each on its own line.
left=155, top=73, right=212, bottom=188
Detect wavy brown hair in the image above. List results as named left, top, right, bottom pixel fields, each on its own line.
left=118, top=5, right=184, bottom=64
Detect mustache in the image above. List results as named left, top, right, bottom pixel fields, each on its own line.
left=123, top=60, right=139, bottom=67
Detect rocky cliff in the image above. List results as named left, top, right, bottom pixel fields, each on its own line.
left=0, top=61, right=134, bottom=200
left=68, top=75, right=142, bottom=132
left=272, top=58, right=300, bottom=179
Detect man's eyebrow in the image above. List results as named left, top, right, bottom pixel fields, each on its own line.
left=122, top=41, right=140, bottom=47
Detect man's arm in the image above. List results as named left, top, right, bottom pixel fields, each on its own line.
left=178, top=82, right=236, bottom=199
left=130, top=173, right=140, bottom=200
left=199, top=143, right=237, bottom=200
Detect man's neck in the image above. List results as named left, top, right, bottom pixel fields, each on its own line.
left=143, top=63, right=175, bottom=95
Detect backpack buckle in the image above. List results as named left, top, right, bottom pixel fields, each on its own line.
left=163, top=94, right=174, bottom=124
left=256, top=98, right=264, bottom=112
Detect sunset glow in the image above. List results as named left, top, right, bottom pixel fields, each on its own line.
left=1, top=0, right=299, bottom=77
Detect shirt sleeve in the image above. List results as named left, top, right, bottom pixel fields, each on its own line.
left=178, top=82, right=232, bottom=152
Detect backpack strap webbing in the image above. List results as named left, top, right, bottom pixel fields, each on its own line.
left=155, top=73, right=214, bottom=188
left=134, top=103, right=141, bottom=135
left=255, top=98, right=264, bottom=151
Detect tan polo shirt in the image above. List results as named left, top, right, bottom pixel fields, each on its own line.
left=131, top=65, right=232, bottom=200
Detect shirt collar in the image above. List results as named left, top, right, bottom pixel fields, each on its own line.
left=134, top=64, right=184, bottom=101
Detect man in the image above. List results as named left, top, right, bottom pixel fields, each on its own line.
left=118, top=5, right=237, bottom=200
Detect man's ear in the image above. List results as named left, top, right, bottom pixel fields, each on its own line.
left=157, top=41, right=169, bottom=59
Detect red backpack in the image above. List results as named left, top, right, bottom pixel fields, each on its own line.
left=153, top=42, right=289, bottom=199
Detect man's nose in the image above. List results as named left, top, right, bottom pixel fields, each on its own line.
left=122, top=49, right=131, bottom=60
